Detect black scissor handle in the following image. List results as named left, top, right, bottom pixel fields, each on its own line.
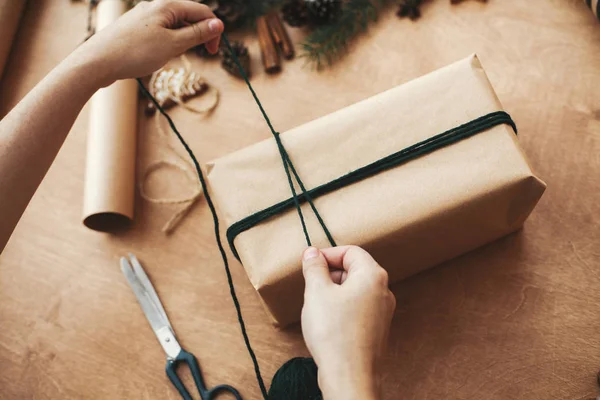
left=166, top=349, right=242, bottom=400
left=205, top=384, right=242, bottom=400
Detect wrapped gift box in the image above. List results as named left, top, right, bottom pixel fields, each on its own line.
left=206, top=55, right=546, bottom=326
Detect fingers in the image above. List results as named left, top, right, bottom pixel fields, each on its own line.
left=302, top=247, right=333, bottom=289
left=322, top=245, right=389, bottom=288
left=329, top=269, right=348, bottom=284
left=157, top=1, right=223, bottom=52
left=175, top=18, right=224, bottom=53
left=163, top=0, right=216, bottom=24
left=302, top=245, right=389, bottom=289
left=205, top=24, right=223, bottom=54
left=321, top=246, right=380, bottom=273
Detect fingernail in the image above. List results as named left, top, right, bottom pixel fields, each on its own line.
left=208, top=19, right=221, bottom=33
left=303, top=247, right=319, bottom=261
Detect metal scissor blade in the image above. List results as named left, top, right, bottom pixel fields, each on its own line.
left=127, top=253, right=172, bottom=330
left=120, top=257, right=182, bottom=360
left=120, top=257, right=169, bottom=333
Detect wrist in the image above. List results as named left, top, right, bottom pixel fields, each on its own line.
left=317, top=359, right=380, bottom=400
left=62, top=44, right=116, bottom=90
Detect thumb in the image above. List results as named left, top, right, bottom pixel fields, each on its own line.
left=175, top=18, right=224, bottom=53
left=302, top=247, right=332, bottom=289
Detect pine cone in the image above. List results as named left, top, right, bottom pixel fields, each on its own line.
left=220, top=41, right=251, bottom=79
left=305, top=0, right=342, bottom=25
left=281, top=0, right=310, bottom=27
left=214, top=0, right=248, bottom=31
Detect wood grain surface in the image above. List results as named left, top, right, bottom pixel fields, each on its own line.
left=1, top=0, right=599, bottom=399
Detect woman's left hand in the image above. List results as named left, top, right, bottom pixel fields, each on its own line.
left=72, top=0, right=224, bottom=87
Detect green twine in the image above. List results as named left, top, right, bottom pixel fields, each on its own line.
left=226, top=111, right=517, bottom=259
left=136, top=33, right=336, bottom=400
left=267, top=358, right=322, bottom=400
left=136, top=70, right=271, bottom=397
left=220, top=35, right=337, bottom=249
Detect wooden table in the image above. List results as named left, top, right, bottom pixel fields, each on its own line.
left=1, top=0, right=599, bottom=398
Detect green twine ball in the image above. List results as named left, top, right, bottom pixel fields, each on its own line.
left=268, top=357, right=323, bottom=400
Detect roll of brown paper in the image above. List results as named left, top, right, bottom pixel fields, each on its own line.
left=83, top=0, right=138, bottom=231
left=0, top=0, right=27, bottom=81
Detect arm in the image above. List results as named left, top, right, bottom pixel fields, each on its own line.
left=301, top=246, right=396, bottom=400
left=0, top=0, right=224, bottom=253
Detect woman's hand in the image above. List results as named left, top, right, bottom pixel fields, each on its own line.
left=301, top=246, right=396, bottom=400
left=0, top=0, right=225, bottom=252
left=70, top=0, right=224, bottom=87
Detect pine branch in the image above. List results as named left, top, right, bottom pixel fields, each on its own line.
left=243, top=0, right=287, bottom=22
left=301, top=0, right=391, bottom=68
left=126, top=0, right=285, bottom=21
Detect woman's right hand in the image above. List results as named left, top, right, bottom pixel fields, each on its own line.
left=301, top=246, right=396, bottom=400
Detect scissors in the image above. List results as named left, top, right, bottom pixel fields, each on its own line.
left=120, top=254, right=242, bottom=400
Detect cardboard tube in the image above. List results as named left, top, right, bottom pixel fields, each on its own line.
left=83, top=0, right=138, bottom=231
left=0, top=0, right=27, bottom=81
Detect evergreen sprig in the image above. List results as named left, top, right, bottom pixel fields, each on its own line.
left=127, top=0, right=285, bottom=28
left=301, top=0, right=390, bottom=68
left=242, top=0, right=286, bottom=23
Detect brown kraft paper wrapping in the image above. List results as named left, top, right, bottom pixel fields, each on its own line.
left=0, top=0, right=27, bottom=81
left=83, top=0, right=138, bottom=231
left=206, top=55, right=546, bottom=327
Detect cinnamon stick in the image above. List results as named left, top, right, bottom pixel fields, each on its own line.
left=267, top=12, right=295, bottom=60
left=257, top=15, right=281, bottom=74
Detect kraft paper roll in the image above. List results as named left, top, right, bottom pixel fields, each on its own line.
left=0, top=0, right=27, bottom=81
left=83, top=0, right=138, bottom=231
